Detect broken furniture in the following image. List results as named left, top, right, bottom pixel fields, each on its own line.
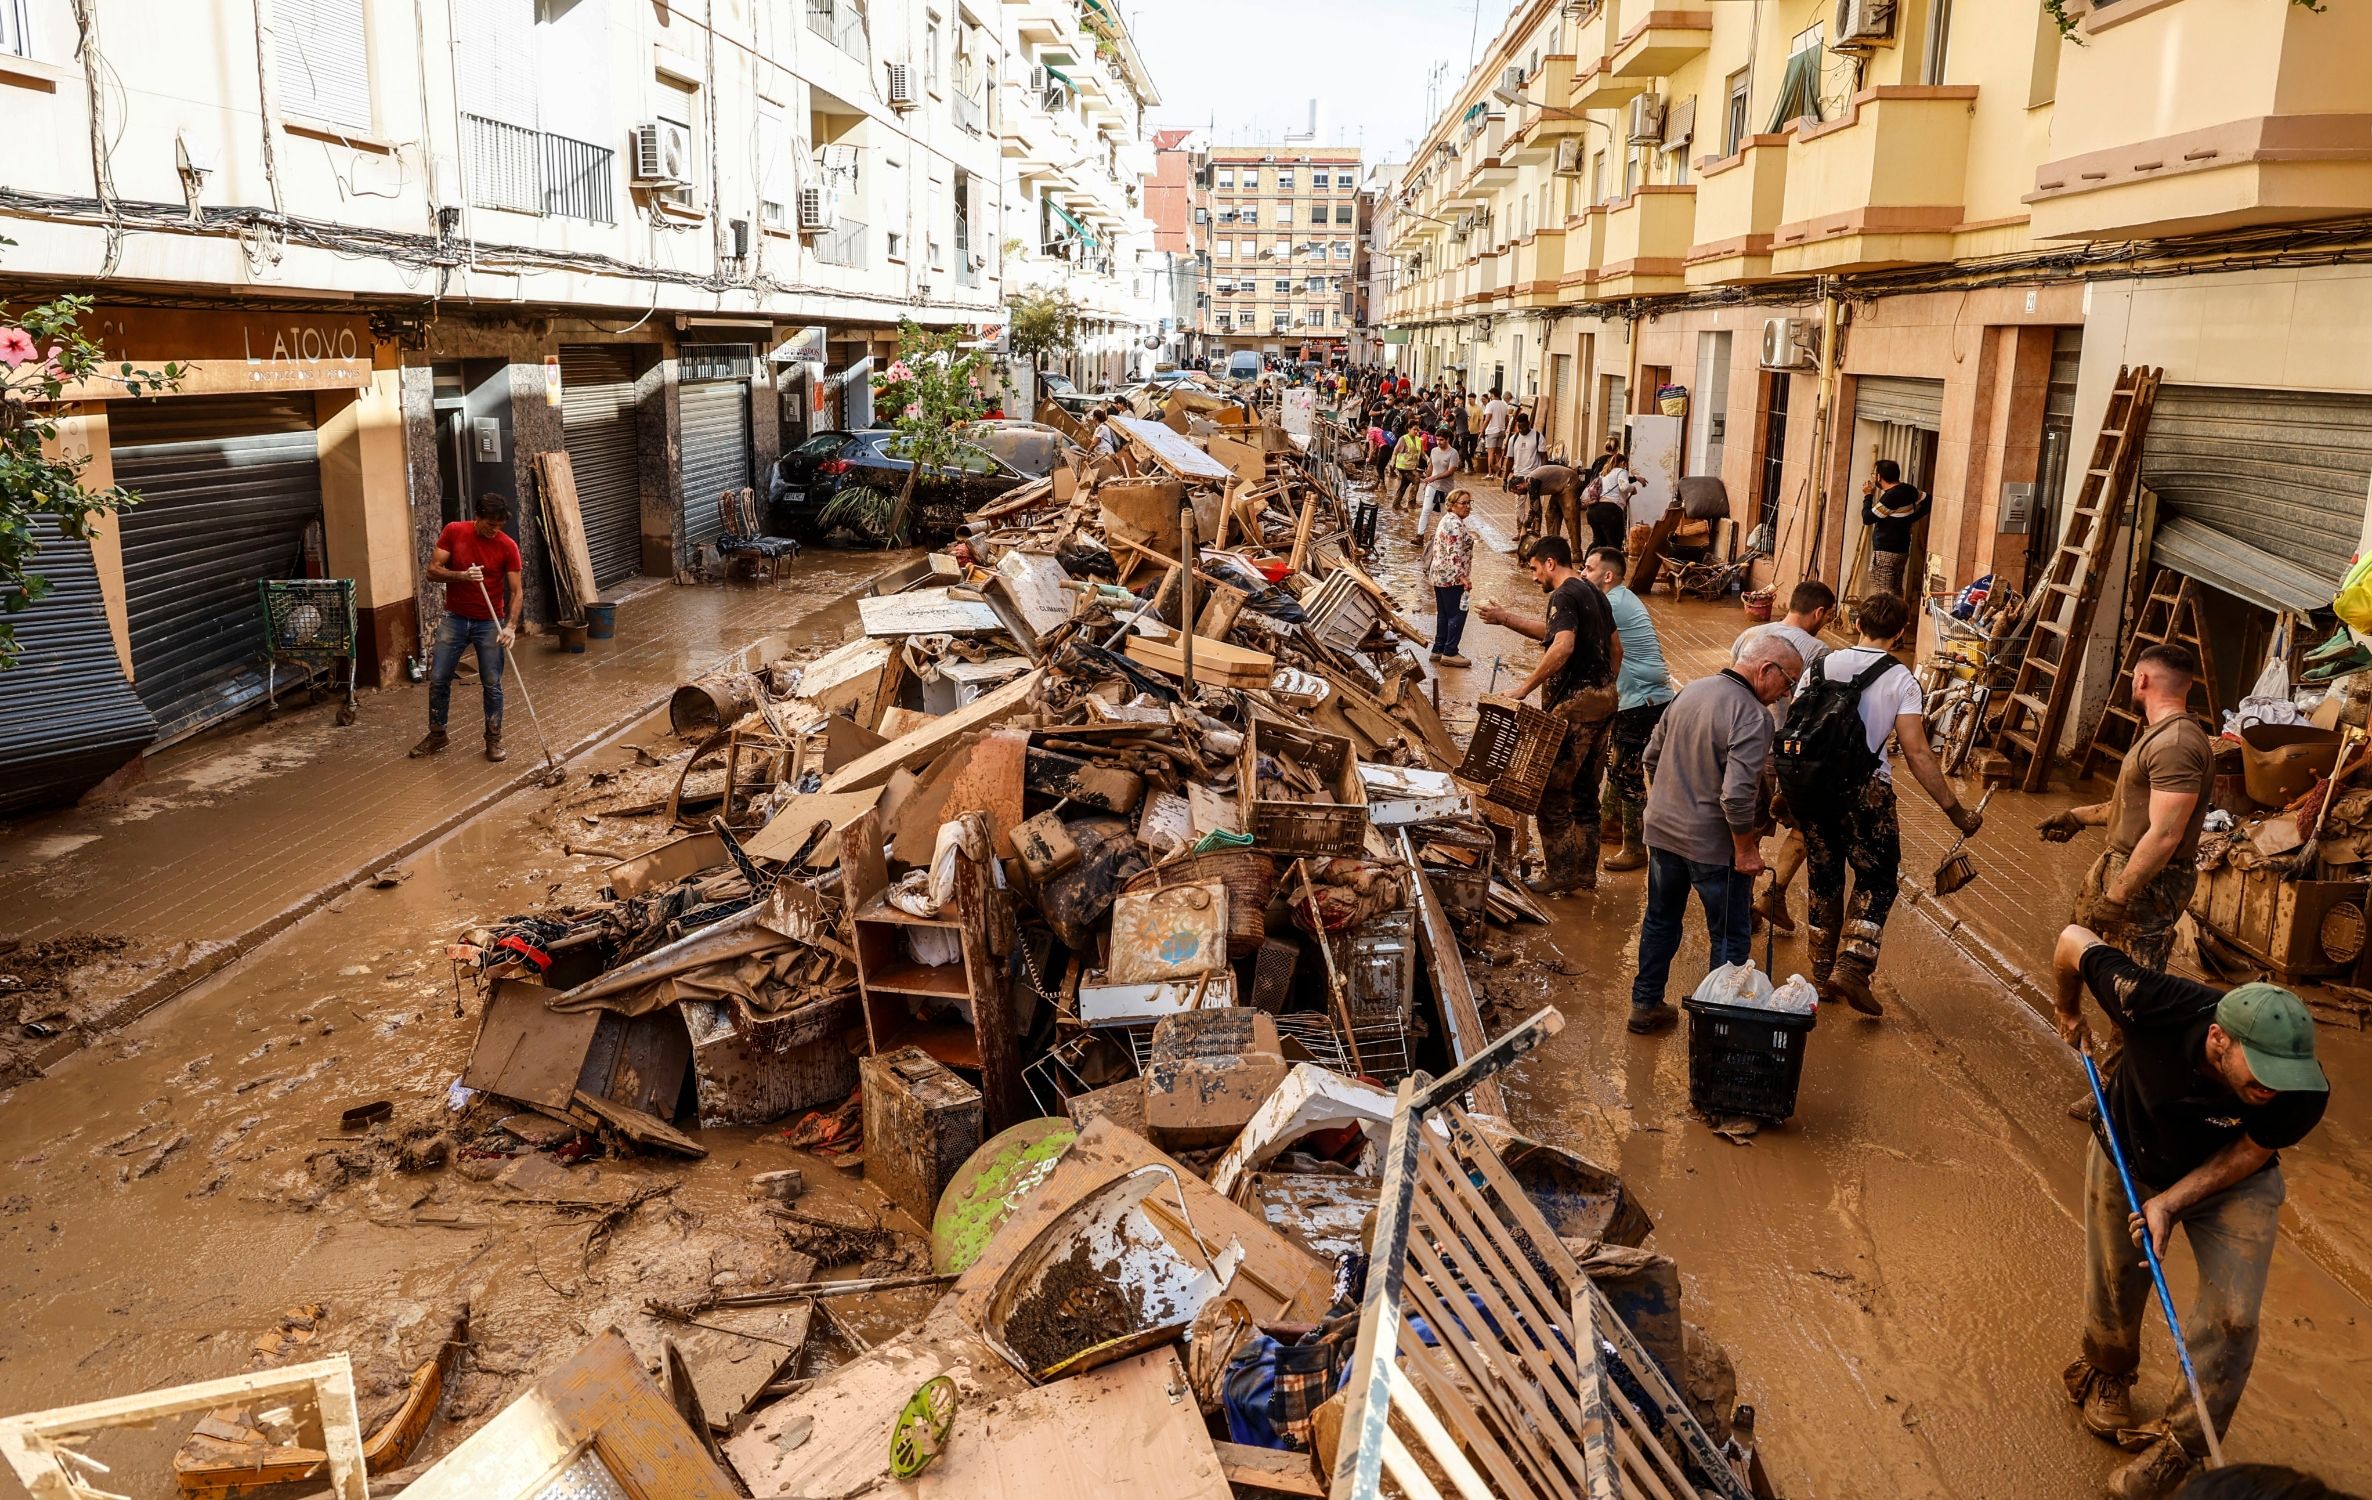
left=714, top=486, right=800, bottom=579
left=865, top=1045, right=987, bottom=1230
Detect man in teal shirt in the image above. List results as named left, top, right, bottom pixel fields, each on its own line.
left=1583, top=545, right=1676, bottom=872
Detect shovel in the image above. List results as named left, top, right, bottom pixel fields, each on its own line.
left=1930, top=787, right=1996, bottom=896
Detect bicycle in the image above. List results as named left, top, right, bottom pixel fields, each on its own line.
left=1917, top=592, right=2027, bottom=776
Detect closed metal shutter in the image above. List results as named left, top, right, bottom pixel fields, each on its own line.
left=1852, top=375, right=1945, bottom=431
left=2142, top=384, right=2371, bottom=606
left=0, top=519, right=159, bottom=815
left=110, top=394, right=324, bottom=744
left=679, top=379, right=753, bottom=549
left=559, top=345, right=644, bottom=587
left=272, top=0, right=373, bottom=133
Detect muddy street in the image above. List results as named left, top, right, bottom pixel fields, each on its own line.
left=0, top=475, right=2366, bottom=1498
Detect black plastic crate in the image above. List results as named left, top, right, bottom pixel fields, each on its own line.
left=1682, top=998, right=1816, bottom=1122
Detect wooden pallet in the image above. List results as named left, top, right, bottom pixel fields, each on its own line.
left=2076, top=568, right=2220, bottom=780
left=1990, top=365, right=2164, bottom=791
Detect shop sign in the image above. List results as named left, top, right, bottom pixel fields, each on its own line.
left=544, top=355, right=564, bottom=407
left=61, top=306, right=374, bottom=399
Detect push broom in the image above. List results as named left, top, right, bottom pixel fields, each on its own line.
left=475, top=576, right=568, bottom=789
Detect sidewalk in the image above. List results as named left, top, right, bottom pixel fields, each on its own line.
left=0, top=551, right=891, bottom=1061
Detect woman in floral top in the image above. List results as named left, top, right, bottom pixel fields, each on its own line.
left=1425, top=488, right=1476, bottom=668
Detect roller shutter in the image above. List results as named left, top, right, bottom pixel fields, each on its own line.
left=559, top=345, right=645, bottom=587
left=0, top=519, right=159, bottom=815
left=109, top=394, right=325, bottom=744
left=1852, top=375, right=1945, bottom=431
left=679, top=378, right=753, bottom=550
left=2141, top=384, right=2370, bottom=610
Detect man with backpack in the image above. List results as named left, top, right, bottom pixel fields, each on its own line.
left=1772, top=589, right=1983, bottom=1015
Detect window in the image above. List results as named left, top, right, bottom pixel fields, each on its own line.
left=1724, top=70, right=1751, bottom=156
left=925, top=19, right=941, bottom=93
left=0, top=0, right=28, bottom=57
left=1336, top=203, right=1353, bottom=224
left=1273, top=237, right=1290, bottom=257
left=1334, top=241, right=1352, bottom=261
left=1273, top=311, right=1290, bottom=332
left=1217, top=168, right=1235, bottom=188
left=1922, top=0, right=1953, bottom=85
left=1242, top=205, right=1258, bottom=224
left=759, top=101, right=792, bottom=229
left=1240, top=238, right=1257, bottom=256
left=657, top=95, right=700, bottom=209
left=1216, top=240, right=1232, bottom=257
left=1239, top=168, right=1260, bottom=192
left=887, top=229, right=904, bottom=259
left=1623, top=146, right=1642, bottom=199
left=1591, top=151, right=1606, bottom=204
left=1310, top=205, right=1328, bottom=225
left=928, top=181, right=944, bottom=267
left=274, top=0, right=374, bottom=133
left=2029, top=4, right=2063, bottom=106
left=1278, top=169, right=1294, bottom=191
left=1310, top=171, right=1327, bottom=189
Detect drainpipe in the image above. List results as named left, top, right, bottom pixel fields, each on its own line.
left=1804, top=276, right=1843, bottom=583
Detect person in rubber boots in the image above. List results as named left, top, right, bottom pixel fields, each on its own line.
left=412, top=493, right=522, bottom=764
left=1478, top=536, right=1622, bottom=896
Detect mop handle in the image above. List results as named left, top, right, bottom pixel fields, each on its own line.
left=2083, top=1053, right=2225, bottom=1469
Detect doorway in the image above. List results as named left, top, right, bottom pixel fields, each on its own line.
left=1757, top=371, right=1792, bottom=535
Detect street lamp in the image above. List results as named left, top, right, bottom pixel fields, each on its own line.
left=1489, top=85, right=1619, bottom=137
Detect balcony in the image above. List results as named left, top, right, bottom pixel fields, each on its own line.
left=1591, top=185, right=1693, bottom=299
left=806, top=0, right=868, bottom=61
left=1610, top=9, right=1713, bottom=80
left=1503, top=57, right=1586, bottom=165
left=813, top=216, right=869, bottom=268
left=1007, top=0, right=1078, bottom=47
left=2028, top=0, right=2372, bottom=241
left=1508, top=229, right=1568, bottom=307
left=1560, top=204, right=1608, bottom=298
left=462, top=115, right=616, bottom=223
left=1771, top=86, right=1977, bottom=276
left=1685, top=134, right=1788, bottom=287
left=1569, top=1, right=1645, bottom=112
left=952, top=82, right=986, bottom=137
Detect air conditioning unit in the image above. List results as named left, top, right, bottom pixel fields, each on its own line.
left=1834, top=0, right=1897, bottom=46
left=798, top=184, right=837, bottom=234
left=629, top=120, right=689, bottom=185
left=1760, top=316, right=1819, bottom=371
left=886, top=63, right=916, bottom=108
left=1501, top=65, right=1527, bottom=94
left=1554, top=136, right=1584, bottom=175
left=1626, top=92, right=1665, bottom=144
left=1028, top=65, right=1047, bottom=91
left=969, top=248, right=988, bottom=268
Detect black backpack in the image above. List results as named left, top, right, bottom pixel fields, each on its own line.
left=1772, top=654, right=1900, bottom=806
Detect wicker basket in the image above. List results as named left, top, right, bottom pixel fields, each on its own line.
left=1125, top=849, right=1280, bottom=960
left=1457, top=695, right=1563, bottom=815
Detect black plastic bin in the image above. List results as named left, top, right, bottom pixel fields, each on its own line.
left=1682, top=998, right=1817, bottom=1122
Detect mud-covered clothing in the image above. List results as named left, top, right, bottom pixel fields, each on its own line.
left=1801, top=775, right=1902, bottom=966
left=1541, top=576, right=1617, bottom=708
left=2076, top=851, right=2195, bottom=974
left=1535, top=697, right=1613, bottom=882
left=1867, top=549, right=1910, bottom=600
left=1605, top=700, right=1667, bottom=842
left=2108, top=712, right=2214, bottom=864
left=2077, top=944, right=2328, bottom=1187
left=2082, top=1138, right=2282, bottom=1459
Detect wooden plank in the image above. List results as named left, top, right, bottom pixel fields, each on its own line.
left=1215, top=1441, right=1324, bottom=1497
left=820, top=669, right=1045, bottom=793
left=533, top=451, right=601, bottom=616
left=1114, top=416, right=1236, bottom=480
left=1124, top=632, right=1274, bottom=689
left=859, top=587, right=1008, bottom=637
left=0, top=1360, right=368, bottom=1500
left=1400, top=840, right=1506, bottom=1117
left=462, top=980, right=601, bottom=1112
left=739, top=788, right=884, bottom=866
left=573, top=1089, right=707, bottom=1159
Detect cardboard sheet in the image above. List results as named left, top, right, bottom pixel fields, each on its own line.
left=860, top=587, right=1008, bottom=637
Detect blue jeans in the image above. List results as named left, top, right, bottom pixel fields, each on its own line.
left=1631, top=847, right=1753, bottom=1011
left=428, top=612, right=505, bottom=731
left=1433, top=586, right=1468, bottom=656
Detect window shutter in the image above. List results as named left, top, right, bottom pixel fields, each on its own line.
left=1661, top=95, right=1696, bottom=152
left=454, top=0, right=538, bottom=127
left=274, top=0, right=373, bottom=133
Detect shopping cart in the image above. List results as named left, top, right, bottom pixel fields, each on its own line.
left=1918, top=592, right=2027, bottom=775
left=259, top=578, right=360, bottom=726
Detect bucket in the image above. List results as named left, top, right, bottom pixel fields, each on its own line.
left=1742, top=587, right=1776, bottom=622
left=555, top=620, right=589, bottom=653
left=584, top=601, right=618, bottom=639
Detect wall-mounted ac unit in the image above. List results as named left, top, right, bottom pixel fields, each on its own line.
left=1501, top=65, right=1527, bottom=94
left=1760, top=316, right=1819, bottom=371
left=799, top=184, right=837, bottom=234
left=886, top=63, right=916, bottom=108
left=1834, top=0, right=1897, bottom=47
left=1028, top=65, right=1047, bottom=91
left=1626, top=92, right=1665, bottom=144
left=630, top=120, right=689, bottom=185
left=1554, top=137, right=1584, bottom=175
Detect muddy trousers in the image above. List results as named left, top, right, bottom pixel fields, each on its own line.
left=1799, top=779, right=1901, bottom=979
left=1534, top=703, right=1612, bottom=885
left=1631, top=849, right=1753, bottom=1012
left=427, top=612, right=505, bottom=733
left=2082, top=1142, right=2282, bottom=1458
left=2074, top=854, right=2199, bottom=1084
left=1602, top=701, right=1667, bottom=843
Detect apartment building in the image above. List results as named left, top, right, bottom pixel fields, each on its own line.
left=0, top=0, right=1049, bottom=809
left=1146, top=127, right=1204, bottom=363
left=1196, top=144, right=1363, bottom=362
left=1352, top=162, right=1404, bottom=367
left=1382, top=0, right=2372, bottom=739
left=995, top=0, right=1164, bottom=402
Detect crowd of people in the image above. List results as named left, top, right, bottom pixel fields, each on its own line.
left=1318, top=359, right=2336, bottom=1500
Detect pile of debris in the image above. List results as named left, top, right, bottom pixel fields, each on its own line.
left=0, top=404, right=1777, bottom=1500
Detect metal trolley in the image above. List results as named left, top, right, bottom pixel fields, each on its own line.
left=258, top=578, right=360, bottom=725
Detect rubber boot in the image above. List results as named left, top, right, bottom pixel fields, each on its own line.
left=1807, top=925, right=1839, bottom=995
left=1525, top=822, right=1584, bottom=898
left=409, top=728, right=449, bottom=758
left=484, top=722, right=508, bottom=763
left=1604, top=836, right=1648, bottom=873
left=1830, top=919, right=1885, bottom=1016
left=1753, top=879, right=1797, bottom=935
left=1571, top=829, right=1601, bottom=892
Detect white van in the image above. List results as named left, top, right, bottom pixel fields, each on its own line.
left=1224, top=350, right=1263, bottom=384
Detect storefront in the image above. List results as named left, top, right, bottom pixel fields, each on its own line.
left=557, top=345, right=648, bottom=588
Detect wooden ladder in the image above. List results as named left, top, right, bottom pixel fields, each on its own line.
left=2076, top=568, right=2220, bottom=780
left=1991, top=364, right=2163, bottom=791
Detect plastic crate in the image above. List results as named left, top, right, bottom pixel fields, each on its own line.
left=1241, top=718, right=1369, bottom=856
left=1682, top=998, right=1816, bottom=1123
left=1457, top=695, right=1562, bottom=815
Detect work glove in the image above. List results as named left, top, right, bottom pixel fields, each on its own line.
left=1948, top=803, right=1985, bottom=838
left=2036, top=810, right=2085, bottom=844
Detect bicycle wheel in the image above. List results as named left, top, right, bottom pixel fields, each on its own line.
left=1929, top=690, right=1980, bottom=776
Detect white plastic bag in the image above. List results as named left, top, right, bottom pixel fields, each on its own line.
left=1691, top=963, right=1773, bottom=1009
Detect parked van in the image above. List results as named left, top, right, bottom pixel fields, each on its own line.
left=1224, top=350, right=1263, bottom=384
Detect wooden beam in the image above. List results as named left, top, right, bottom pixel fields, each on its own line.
left=0, top=1359, right=366, bottom=1500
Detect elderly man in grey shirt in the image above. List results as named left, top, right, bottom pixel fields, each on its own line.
left=1626, top=633, right=1806, bottom=1034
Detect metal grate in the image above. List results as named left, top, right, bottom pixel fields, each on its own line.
left=805, top=0, right=867, bottom=58
left=462, top=114, right=616, bottom=223
left=814, top=216, right=869, bottom=268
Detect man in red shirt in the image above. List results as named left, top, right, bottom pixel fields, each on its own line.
left=411, top=493, right=524, bottom=762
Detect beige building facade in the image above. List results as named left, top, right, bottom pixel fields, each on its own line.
left=1382, top=0, right=2372, bottom=732
left=1194, top=144, right=1363, bottom=361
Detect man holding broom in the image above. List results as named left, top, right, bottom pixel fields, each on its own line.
left=412, top=493, right=524, bottom=763
left=2051, top=923, right=2331, bottom=1499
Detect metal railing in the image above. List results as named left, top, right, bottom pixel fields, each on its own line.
left=805, top=0, right=868, bottom=59
left=813, top=216, right=869, bottom=268
left=462, top=114, right=615, bottom=223
left=953, top=83, right=985, bottom=135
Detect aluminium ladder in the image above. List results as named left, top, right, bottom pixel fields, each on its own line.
left=1991, top=364, right=2164, bottom=791
left=2076, top=568, right=2220, bottom=781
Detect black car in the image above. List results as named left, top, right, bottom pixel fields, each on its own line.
left=767, top=428, right=1031, bottom=544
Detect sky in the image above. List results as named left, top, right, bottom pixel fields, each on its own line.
left=1121, top=0, right=1520, bottom=168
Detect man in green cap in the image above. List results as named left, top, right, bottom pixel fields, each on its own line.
left=2050, top=923, right=2331, bottom=1500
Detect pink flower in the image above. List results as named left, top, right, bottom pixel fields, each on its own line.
left=0, top=327, right=34, bottom=369
left=885, top=360, right=914, bottom=383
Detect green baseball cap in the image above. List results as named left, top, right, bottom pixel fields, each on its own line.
left=2216, top=983, right=2329, bottom=1094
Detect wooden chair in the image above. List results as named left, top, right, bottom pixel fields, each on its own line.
left=715, top=487, right=799, bottom=580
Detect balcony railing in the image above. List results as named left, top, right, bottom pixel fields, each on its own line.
left=462, top=115, right=616, bottom=223
left=814, top=217, right=869, bottom=268
left=953, top=84, right=986, bottom=136
left=806, top=0, right=867, bottom=60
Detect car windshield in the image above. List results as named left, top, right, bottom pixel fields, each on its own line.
left=790, top=433, right=847, bottom=459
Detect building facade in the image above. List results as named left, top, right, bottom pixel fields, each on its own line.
left=0, top=0, right=1161, bottom=810
left=1380, top=0, right=2372, bottom=741
left=1193, top=144, right=1363, bottom=363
